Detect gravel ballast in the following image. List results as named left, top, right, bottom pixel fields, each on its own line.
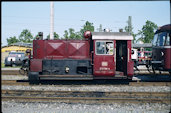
left=2, top=101, right=170, bottom=113
left=2, top=75, right=171, bottom=113
left=2, top=85, right=170, bottom=92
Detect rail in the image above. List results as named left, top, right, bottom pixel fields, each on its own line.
left=1, top=80, right=171, bottom=86
left=2, top=90, right=171, bottom=104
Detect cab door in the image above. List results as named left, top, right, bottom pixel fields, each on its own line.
left=93, top=40, right=115, bottom=76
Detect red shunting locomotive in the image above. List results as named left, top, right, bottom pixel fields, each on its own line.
left=27, top=31, right=134, bottom=84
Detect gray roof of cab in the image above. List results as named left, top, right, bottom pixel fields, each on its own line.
left=92, top=32, right=131, bottom=36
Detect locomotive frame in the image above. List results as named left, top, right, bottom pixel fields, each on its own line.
left=27, top=31, right=134, bottom=84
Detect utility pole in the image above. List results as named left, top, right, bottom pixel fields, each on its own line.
left=127, top=16, right=136, bottom=44
left=97, top=24, right=103, bottom=32
left=127, top=16, right=132, bottom=34
left=99, top=24, right=102, bottom=32
left=50, top=2, right=54, bottom=40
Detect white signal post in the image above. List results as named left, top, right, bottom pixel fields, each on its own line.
left=50, top=2, right=54, bottom=40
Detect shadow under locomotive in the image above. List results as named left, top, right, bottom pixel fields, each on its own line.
left=37, top=79, right=131, bottom=85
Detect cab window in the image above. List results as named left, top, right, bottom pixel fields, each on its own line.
left=152, top=34, right=158, bottom=46
left=153, top=32, right=168, bottom=46
left=96, top=41, right=113, bottom=55
left=159, top=32, right=167, bottom=46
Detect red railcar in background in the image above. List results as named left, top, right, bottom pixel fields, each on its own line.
left=151, top=24, right=171, bottom=74
left=27, top=31, right=134, bottom=84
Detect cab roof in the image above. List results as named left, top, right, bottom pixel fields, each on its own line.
left=92, top=32, right=133, bottom=40
left=155, top=24, right=171, bottom=34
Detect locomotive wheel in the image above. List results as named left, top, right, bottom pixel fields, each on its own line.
left=28, top=72, right=39, bottom=85
left=152, top=64, right=156, bottom=75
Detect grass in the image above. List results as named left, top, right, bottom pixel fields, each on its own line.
left=1, top=63, right=5, bottom=68
left=1, top=62, right=21, bottom=68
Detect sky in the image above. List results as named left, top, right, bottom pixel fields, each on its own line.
left=1, top=1, right=170, bottom=46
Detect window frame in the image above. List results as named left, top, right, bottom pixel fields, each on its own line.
left=95, top=40, right=114, bottom=55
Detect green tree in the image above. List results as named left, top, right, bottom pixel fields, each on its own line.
left=75, top=32, right=82, bottom=39
left=62, top=21, right=94, bottom=39
left=7, top=36, right=19, bottom=45
left=19, top=29, right=33, bottom=43
left=132, top=34, right=137, bottom=44
left=46, top=32, right=59, bottom=39
left=63, top=30, right=69, bottom=39
left=137, top=20, right=158, bottom=43
left=80, top=21, right=94, bottom=37
left=63, top=28, right=82, bottom=39
left=69, top=28, right=75, bottom=39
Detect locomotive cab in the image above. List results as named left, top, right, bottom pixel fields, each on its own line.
left=92, top=32, right=134, bottom=79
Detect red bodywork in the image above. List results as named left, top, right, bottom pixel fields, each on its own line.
left=33, top=40, right=90, bottom=59
left=164, top=48, right=171, bottom=70
left=30, top=40, right=90, bottom=72
left=93, top=40, right=115, bottom=76
left=93, top=40, right=133, bottom=77
left=30, top=59, right=42, bottom=72
left=127, top=41, right=134, bottom=76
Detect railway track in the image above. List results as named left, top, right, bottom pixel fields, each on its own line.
left=1, top=80, right=29, bottom=86
left=1, top=68, right=21, bottom=75
left=2, top=89, right=171, bottom=104
left=2, top=80, right=171, bottom=86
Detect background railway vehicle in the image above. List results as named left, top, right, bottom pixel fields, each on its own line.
left=25, top=30, right=134, bottom=84
left=4, top=51, right=26, bottom=67
left=137, top=49, right=152, bottom=65
left=131, top=48, right=152, bottom=71
left=150, top=24, right=171, bottom=74
left=131, top=48, right=139, bottom=70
